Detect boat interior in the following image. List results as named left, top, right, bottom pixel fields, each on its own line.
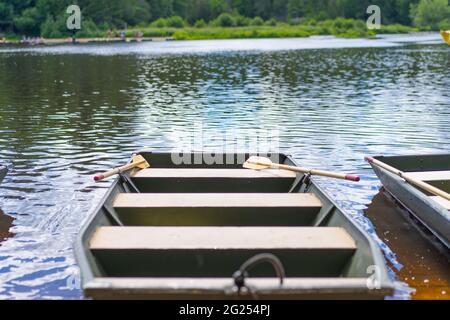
left=374, top=154, right=450, bottom=209
left=77, top=152, right=392, bottom=299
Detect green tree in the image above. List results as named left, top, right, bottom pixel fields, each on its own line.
left=122, top=0, right=151, bottom=25
left=208, top=0, right=229, bottom=18
left=166, top=15, right=187, bottom=27
left=173, top=0, right=189, bottom=19
left=272, top=0, right=289, bottom=19
left=412, top=0, right=450, bottom=29
left=13, top=7, right=41, bottom=34
left=193, top=18, right=206, bottom=27
left=250, top=16, right=264, bottom=25
left=186, top=0, right=210, bottom=21
left=40, top=14, right=69, bottom=38
left=0, top=2, right=14, bottom=32
left=372, top=0, right=396, bottom=24
left=254, top=0, right=272, bottom=20
left=335, top=0, right=370, bottom=19
left=1, top=0, right=443, bottom=38
left=147, top=0, right=174, bottom=19
left=288, top=0, right=306, bottom=20
left=233, top=0, right=254, bottom=17
left=214, top=12, right=236, bottom=26
left=395, top=0, right=419, bottom=25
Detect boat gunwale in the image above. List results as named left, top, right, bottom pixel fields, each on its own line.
left=74, top=150, right=394, bottom=298
left=84, top=277, right=393, bottom=300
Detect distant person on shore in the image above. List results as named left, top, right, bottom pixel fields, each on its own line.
left=71, top=30, right=77, bottom=44
left=120, top=31, right=126, bottom=41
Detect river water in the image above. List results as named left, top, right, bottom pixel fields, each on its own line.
left=0, top=34, right=448, bottom=299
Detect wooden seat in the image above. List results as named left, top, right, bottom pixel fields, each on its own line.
left=429, top=196, right=450, bottom=210
left=112, top=193, right=323, bottom=226
left=406, top=170, right=450, bottom=182
left=133, top=169, right=296, bottom=179
left=130, top=169, right=297, bottom=193
left=90, top=227, right=356, bottom=277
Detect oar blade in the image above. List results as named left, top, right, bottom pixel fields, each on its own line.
left=133, top=154, right=150, bottom=169
left=243, top=162, right=268, bottom=170
left=243, top=156, right=272, bottom=170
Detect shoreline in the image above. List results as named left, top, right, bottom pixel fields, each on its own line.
left=0, top=36, right=174, bottom=46
left=0, top=22, right=423, bottom=46
left=0, top=31, right=441, bottom=48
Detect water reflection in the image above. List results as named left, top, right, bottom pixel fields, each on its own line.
left=0, top=36, right=449, bottom=299
left=365, top=189, right=449, bottom=300
left=0, top=209, right=14, bottom=243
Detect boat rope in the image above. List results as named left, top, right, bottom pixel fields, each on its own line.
left=232, top=253, right=286, bottom=299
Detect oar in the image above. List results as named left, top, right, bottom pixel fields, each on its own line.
left=94, top=154, right=150, bottom=182
left=365, top=156, right=450, bottom=201
left=243, top=156, right=360, bottom=182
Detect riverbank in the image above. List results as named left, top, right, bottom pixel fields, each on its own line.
left=157, top=23, right=418, bottom=40
left=0, top=36, right=173, bottom=46
left=1, top=20, right=421, bottom=45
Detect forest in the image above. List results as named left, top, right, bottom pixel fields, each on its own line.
left=0, top=0, right=449, bottom=38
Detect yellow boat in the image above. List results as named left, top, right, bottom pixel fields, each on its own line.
left=441, top=30, right=450, bottom=45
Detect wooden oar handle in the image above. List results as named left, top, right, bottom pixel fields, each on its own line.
left=274, top=163, right=360, bottom=182
left=365, top=157, right=403, bottom=176
left=94, top=160, right=145, bottom=182
left=309, top=169, right=360, bottom=182
left=94, top=168, right=119, bottom=181
left=345, top=175, right=361, bottom=182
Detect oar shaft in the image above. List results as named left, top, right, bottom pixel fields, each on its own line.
left=269, top=163, right=360, bottom=182
left=94, top=160, right=145, bottom=182
left=366, top=157, right=450, bottom=201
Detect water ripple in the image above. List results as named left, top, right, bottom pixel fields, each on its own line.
left=0, top=36, right=449, bottom=299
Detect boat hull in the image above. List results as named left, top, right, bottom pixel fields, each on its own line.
left=75, top=151, right=393, bottom=299
left=370, top=155, right=450, bottom=249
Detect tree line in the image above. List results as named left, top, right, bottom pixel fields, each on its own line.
left=0, top=0, right=449, bottom=37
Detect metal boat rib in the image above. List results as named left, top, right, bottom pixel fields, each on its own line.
left=75, top=151, right=393, bottom=299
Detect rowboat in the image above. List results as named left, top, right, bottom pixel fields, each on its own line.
left=441, top=30, right=450, bottom=45
left=0, top=166, right=7, bottom=185
left=75, top=151, right=393, bottom=299
left=368, top=154, right=450, bottom=249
